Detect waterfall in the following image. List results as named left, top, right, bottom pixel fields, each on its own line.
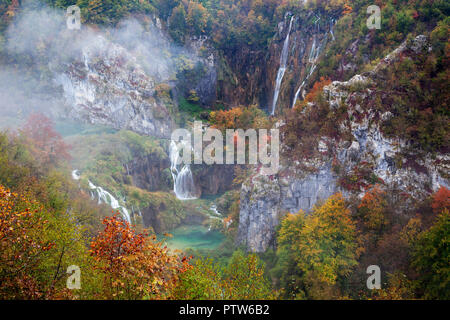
left=329, top=19, right=336, bottom=41
left=72, top=170, right=81, bottom=180
left=291, top=17, right=325, bottom=109
left=291, top=63, right=317, bottom=108
left=170, top=140, right=197, bottom=200
left=70, top=169, right=131, bottom=222
left=87, top=180, right=131, bottom=223
left=270, top=15, right=295, bottom=116
left=210, top=204, right=222, bottom=216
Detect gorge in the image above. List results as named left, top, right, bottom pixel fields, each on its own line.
left=0, top=0, right=448, bottom=300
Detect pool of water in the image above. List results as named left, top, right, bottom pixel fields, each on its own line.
left=160, top=225, right=225, bottom=251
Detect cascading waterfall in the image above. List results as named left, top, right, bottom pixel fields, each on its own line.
left=209, top=204, right=222, bottom=216
left=170, top=140, right=197, bottom=200
left=291, top=62, right=317, bottom=108
left=292, top=17, right=332, bottom=109
left=270, top=15, right=295, bottom=116
left=87, top=180, right=131, bottom=223
left=329, top=19, right=336, bottom=41
left=72, top=169, right=81, bottom=180
left=71, top=169, right=131, bottom=222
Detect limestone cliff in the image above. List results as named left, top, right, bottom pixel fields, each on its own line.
left=216, top=12, right=336, bottom=113
left=237, top=35, right=449, bottom=252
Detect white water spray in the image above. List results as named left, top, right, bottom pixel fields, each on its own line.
left=169, top=140, right=197, bottom=200
left=71, top=169, right=131, bottom=222
left=271, top=15, right=295, bottom=115
left=291, top=18, right=325, bottom=109
left=72, top=169, right=81, bottom=180
left=87, top=180, right=131, bottom=223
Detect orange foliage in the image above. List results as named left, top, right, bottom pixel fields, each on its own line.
left=209, top=105, right=269, bottom=131
left=294, top=77, right=332, bottom=110
left=358, top=184, right=388, bottom=231
left=431, top=186, right=450, bottom=214
left=89, top=214, right=191, bottom=299
left=0, top=184, right=56, bottom=299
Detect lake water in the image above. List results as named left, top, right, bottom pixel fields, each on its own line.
left=161, top=225, right=225, bottom=251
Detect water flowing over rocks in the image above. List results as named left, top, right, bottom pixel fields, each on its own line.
left=127, top=153, right=172, bottom=192
left=271, top=15, right=295, bottom=115
left=170, top=140, right=198, bottom=200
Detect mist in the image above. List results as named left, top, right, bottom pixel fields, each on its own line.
left=0, top=0, right=198, bottom=129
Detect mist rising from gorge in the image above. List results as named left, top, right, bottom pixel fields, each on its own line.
left=0, top=0, right=197, bottom=128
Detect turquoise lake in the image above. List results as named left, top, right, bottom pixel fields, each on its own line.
left=160, top=225, right=225, bottom=251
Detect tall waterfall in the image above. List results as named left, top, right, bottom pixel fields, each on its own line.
left=170, top=140, right=197, bottom=200
left=270, top=15, right=295, bottom=116
left=291, top=17, right=326, bottom=109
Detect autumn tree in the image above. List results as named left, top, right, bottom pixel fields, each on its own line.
left=0, top=184, right=55, bottom=299
left=173, top=250, right=274, bottom=300
left=294, top=77, right=332, bottom=109
left=357, top=184, right=388, bottom=232
left=209, top=105, right=270, bottom=131
left=186, top=1, right=210, bottom=35
left=277, top=193, right=361, bottom=299
left=172, top=257, right=223, bottom=299
left=222, top=250, right=274, bottom=299
left=168, top=3, right=187, bottom=43
left=431, top=186, right=450, bottom=214
left=20, top=113, right=70, bottom=169
left=89, top=214, right=190, bottom=299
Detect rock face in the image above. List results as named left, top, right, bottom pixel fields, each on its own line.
left=217, top=12, right=335, bottom=112
left=128, top=153, right=172, bottom=192
left=193, top=164, right=235, bottom=196
left=185, top=36, right=218, bottom=107
left=55, top=35, right=174, bottom=139
left=237, top=167, right=338, bottom=252
left=237, top=35, right=449, bottom=252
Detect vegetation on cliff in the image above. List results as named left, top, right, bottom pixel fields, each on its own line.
left=0, top=0, right=448, bottom=301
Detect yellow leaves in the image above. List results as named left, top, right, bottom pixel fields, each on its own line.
left=278, top=193, right=360, bottom=289
left=89, top=214, right=188, bottom=299
left=400, top=217, right=423, bottom=245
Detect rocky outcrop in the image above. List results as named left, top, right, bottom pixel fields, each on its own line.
left=193, top=164, right=235, bottom=196
left=54, top=35, right=174, bottom=139
left=237, top=167, right=337, bottom=252
left=237, top=35, right=449, bottom=252
left=128, top=153, right=172, bottom=192
left=217, top=12, right=336, bottom=113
